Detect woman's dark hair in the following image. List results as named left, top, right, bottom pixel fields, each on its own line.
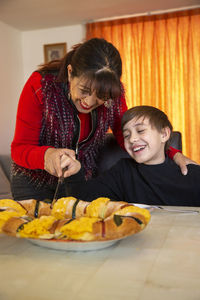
left=121, top=106, right=173, bottom=150
left=39, top=38, right=122, bottom=100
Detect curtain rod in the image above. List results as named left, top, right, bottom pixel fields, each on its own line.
left=86, top=5, right=200, bottom=24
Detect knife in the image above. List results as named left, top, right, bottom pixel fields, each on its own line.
left=51, top=166, right=67, bottom=208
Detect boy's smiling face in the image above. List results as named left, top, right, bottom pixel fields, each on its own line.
left=123, top=116, right=170, bottom=165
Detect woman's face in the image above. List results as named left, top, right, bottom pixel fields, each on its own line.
left=69, top=75, right=105, bottom=114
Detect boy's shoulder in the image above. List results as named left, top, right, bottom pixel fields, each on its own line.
left=167, top=158, right=200, bottom=180
left=168, top=157, right=200, bottom=169
left=116, top=156, right=200, bottom=174
left=187, top=163, right=200, bottom=173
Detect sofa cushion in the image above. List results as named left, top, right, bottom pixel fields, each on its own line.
left=96, top=133, right=130, bottom=175
left=0, top=165, right=12, bottom=199
left=0, top=154, right=12, bottom=180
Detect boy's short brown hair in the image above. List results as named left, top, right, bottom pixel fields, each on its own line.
left=121, top=106, right=173, bottom=149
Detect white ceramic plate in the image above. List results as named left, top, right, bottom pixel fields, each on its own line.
left=132, top=203, right=151, bottom=209
left=132, top=203, right=155, bottom=211
left=28, top=238, right=121, bottom=251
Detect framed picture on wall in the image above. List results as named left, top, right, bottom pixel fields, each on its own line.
left=43, top=43, right=67, bottom=63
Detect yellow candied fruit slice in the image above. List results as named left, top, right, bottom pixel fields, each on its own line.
left=59, top=216, right=100, bottom=240
left=113, top=206, right=151, bottom=224
left=86, top=197, right=110, bottom=218
left=0, top=199, right=26, bottom=215
left=0, top=211, right=24, bottom=233
left=51, top=197, right=77, bottom=219
left=18, top=216, right=56, bottom=239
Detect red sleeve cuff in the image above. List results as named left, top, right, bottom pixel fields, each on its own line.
left=166, top=146, right=181, bottom=160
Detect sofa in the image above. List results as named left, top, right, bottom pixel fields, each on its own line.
left=0, top=154, right=12, bottom=199
left=0, top=131, right=182, bottom=200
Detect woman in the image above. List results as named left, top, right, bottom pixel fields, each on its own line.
left=11, top=38, right=192, bottom=201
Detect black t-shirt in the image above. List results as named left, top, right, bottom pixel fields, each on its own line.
left=66, top=157, right=200, bottom=206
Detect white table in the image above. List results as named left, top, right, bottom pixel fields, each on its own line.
left=0, top=207, right=200, bottom=300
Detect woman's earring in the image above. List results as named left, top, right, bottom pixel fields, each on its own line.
left=67, top=88, right=72, bottom=100
left=104, top=100, right=112, bottom=108
left=67, top=64, right=72, bottom=82
left=67, top=82, right=71, bottom=100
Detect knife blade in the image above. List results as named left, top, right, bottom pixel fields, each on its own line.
left=51, top=166, right=67, bottom=208
left=51, top=177, right=63, bottom=208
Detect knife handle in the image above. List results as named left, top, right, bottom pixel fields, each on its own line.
left=59, top=166, right=68, bottom=182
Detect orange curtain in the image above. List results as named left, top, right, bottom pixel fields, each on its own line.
left=86, top=9, right=200, bottom=163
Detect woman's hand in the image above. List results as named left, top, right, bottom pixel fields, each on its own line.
left=60, top=154, right=81, bottom=177
left=44, top=148, right=78, bottom=177
left=173, top=152, right=199, bottom=175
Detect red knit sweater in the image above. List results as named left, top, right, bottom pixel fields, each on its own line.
left=11, top=72, right=127, bottom=170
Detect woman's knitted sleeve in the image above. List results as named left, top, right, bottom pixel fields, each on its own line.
left=11, top=72, right=52, bottom=170
left=166, top=147, right=181, bottom=159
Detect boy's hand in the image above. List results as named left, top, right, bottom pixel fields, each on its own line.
left=173, top=152, right=199, bottom=175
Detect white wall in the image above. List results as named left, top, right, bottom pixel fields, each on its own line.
left=0, top=23, right=85, bottom=155
left=22, top=24, right=85, bottom=81
left=0, top=21, right=24, bottom=155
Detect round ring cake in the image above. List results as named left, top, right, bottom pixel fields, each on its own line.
left=0, top=197, right=151, bottom=241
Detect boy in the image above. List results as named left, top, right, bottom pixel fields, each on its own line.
left=64, top=106, right=200, bottom=206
